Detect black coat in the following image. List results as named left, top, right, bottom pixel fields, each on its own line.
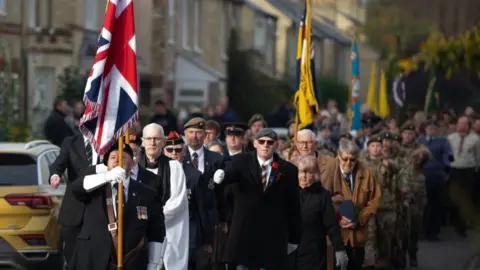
left=44, top=110, right=74, bottom=146
left=183, top=163, right=213, bottom=253
left=49, top=134, right=90, bottom=227
left=223, top=152, right=302, bottom=269
left=294, top=183, right=344, bottom=270
left=69, top=172, right=165, bottom=270
left=137, top=151, right=171, bottom=205
left=184, top=147, right=225, bottom=225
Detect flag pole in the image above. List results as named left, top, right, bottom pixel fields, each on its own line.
left=117, top=135, right=124, bottom=269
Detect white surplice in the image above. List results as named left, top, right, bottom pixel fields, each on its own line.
left=160, top=160, right=189, bottom=270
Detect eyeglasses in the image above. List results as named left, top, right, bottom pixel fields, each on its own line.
left=164, top=148, right=183, bottom=153
left=142, top=137, right=162, bottom=142
left=297, top=141, right=314, bottom=146
left=258, top=139, right=275, bottom=146
left=340, top=156, right=357, bottom=163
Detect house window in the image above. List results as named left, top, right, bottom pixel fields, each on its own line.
left=193, top=0, right=202, bottom=52
left=253, top=13, right=276, bottom=70
left=285, top=29, right=297, bottom=75
left=84, top=0, right=99, bottom=30
left=28, top=0, right=38, bottom=28
left=168, top=0, right=175, bottom=44
left=220, top=1, right=227, bottom=59
left=253, top=15, right=267, bottom=53
left=182, top=0, right=189, bottom=49
left=0, top=0, right=6, bottom=15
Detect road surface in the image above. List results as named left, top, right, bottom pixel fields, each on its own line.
left=416, top=227, right=477, bottom=270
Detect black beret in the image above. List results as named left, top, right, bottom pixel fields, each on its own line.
left=339, top=132, right=353, bottom=140
left=367, top=134, right=382, bottom=146
left=392, top=133, right=402, bottom=142
left=380, top=131, right=393, bottom=140
left=401, top=120, right=416, bottom=131
left=254, top=128, right=278, bottom=141
left=319, top=124, right=331, bottom=131
left=103, top=142, right=134, bottom=165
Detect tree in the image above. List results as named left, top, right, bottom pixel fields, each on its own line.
left=226, top=29, right=291, bottom=121
left=362, top=0, right=434, bottom=60
left=57, top=66, right=88, bottom=104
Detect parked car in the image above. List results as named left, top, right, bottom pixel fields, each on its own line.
left=0, top=140, right=65, bottom=270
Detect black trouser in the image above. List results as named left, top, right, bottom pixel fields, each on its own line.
left=448, top=168, right=475, bottom=234
left=336, top=244, right=364, bottom=270
left=62, top=225, right=81, bottom=265
left=423, top=178, right=444, bottom=239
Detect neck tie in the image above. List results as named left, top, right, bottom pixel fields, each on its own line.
left=85, top=143, right=92, bottom=164
left=458, top=135, right=465, bottom=155
left=261, top=164, right=267, bottom=189
left=192, top=152, right=199, bottom=169
left=344, top=174, right=353, bottom=192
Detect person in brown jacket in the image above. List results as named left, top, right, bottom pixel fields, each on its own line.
left=322, top=140, right=381, bottom=270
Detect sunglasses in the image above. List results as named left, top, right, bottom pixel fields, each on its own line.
left=258, top=139, right=275, bottom=146
left=165, top=148, right=183, bottom=154
left=340, top=156, right=357, bottom=162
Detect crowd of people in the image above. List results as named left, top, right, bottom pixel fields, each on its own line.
left=42, top=94, right=480, bottom=270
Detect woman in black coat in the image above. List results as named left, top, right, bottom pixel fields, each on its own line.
left=293, top=155, right=349, bottom=270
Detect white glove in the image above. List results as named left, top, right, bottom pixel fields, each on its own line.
left=213, top=169, right=225, bottom=184
left=146, top=262, right=161, bottom=270
left=95, top=164, right=108, bottom=174
left=287, top=243, right=298, bottom=254
left=335, top=250, right=349, bottom=269
left=105, top=166, right=126, bottom=184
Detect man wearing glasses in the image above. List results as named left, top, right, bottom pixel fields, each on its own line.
left=213, top=128, right=302, bottom=270
left=136, top=123, right=189, bottom=269
left=324, top=140, right=381, bottom=270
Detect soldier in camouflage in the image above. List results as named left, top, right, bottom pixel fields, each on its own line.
left=401, top=121, right=430, bottom=267
left=380, top=130, right=411, bottom=269
left=364, top=134, right=401, bottom=269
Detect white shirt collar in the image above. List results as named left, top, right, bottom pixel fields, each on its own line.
left=257, top=156, right=274, bottom=166
left=188, top=146, right=204, bottom=158
left=229, top=149, right=242, bottom=156
left=130, top=166, right=139, bottom=181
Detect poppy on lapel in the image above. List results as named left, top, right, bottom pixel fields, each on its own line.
left=136, top=206, right=148, bottom=220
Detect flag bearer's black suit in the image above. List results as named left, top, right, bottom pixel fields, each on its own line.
left=49, top=134, right=96, bottom=262
left=68, top=167, right=166, bottom=270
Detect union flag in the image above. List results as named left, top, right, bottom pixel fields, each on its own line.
left=79, top=0, right=138, bottom=156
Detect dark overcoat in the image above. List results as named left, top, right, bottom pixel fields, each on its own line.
left=294, top=183, right=344, bottom=270
left=223, top=151, right=302, bottom=269
left=68, top=173, right=165, bottom=270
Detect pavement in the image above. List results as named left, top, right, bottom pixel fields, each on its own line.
left=415, top=227, right=478, bottom=270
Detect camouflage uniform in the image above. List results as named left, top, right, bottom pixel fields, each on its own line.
left=402, top=142, right=429, bottom=263
left=381, top=132, right=411, bottom=268
left=360, top=134, right=398, bottom=269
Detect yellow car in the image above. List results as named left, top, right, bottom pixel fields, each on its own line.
left=0, top=140, right=65, bottom=270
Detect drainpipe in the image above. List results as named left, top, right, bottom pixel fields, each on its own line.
left=20, top=0, right=28, bottom=125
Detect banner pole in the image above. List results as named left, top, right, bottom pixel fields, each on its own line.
left=117, top=136, right=124, bottom=269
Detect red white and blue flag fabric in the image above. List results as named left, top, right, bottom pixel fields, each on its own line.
left=79, top=0, right=138, bottom=156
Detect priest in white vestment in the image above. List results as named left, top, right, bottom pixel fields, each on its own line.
left=140, top=123, right=190, bottom=270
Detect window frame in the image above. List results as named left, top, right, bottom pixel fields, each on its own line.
left=168, top=0, right=175, bottom=44
left=193, top=0, right=202, bottom=53
left=182, top=0, right=190, bottom=50
left=84, top=0, right=99, bottom=31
